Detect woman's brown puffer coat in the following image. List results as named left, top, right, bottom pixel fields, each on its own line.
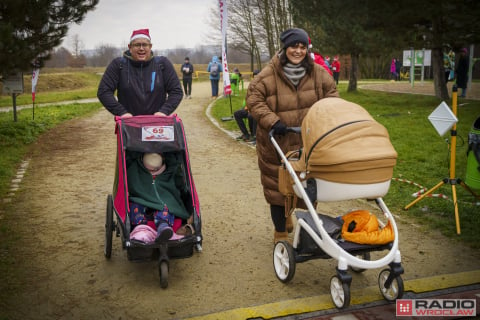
left=246, top=52, right=339, bottom=206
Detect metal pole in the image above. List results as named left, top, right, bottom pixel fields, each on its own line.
left=467, top=44, right=474, bottom=96
left=421, top=48, right=425, bottom=83
left=12, top=94, right=17, bottom=122
left=410, top=47, right=415, bottom=87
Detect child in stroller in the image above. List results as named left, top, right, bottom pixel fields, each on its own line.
left=127, top=152, right=191, bottom=243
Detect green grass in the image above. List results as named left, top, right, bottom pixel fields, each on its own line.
left=209, top=93, right=247, bottom=132
left=0, top=71, right=102, bottom=107
left=212, top=83, right=480, bottom=247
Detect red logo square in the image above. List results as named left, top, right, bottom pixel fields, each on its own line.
left=396, top=299, right=413, bottom=316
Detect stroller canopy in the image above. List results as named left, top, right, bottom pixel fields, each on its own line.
left=294, top=97, right=397, bottom=184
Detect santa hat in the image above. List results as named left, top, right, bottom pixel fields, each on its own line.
left=130, top=29, right=151, bottom=42
left=308, top=37, right=313, bottom=49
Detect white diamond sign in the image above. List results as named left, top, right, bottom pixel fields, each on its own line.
left=428, top=101, right=458, bottom=136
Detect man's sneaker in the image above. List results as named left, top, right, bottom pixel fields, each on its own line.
left=155, top=222, right=173, bottom=243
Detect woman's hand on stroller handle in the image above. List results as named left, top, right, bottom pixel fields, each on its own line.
left=269, top=126, right=301, bottom=138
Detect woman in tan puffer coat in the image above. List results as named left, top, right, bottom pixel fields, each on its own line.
left=246, top=28, right=339, bottom=243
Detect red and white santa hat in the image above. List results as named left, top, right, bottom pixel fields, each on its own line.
left=130, top=29, right=151, bottom=42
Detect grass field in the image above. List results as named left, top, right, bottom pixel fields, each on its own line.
left=1, top=68, right=479, bottom=247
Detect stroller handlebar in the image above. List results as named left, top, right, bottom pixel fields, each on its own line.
left=268, top=126, right=301, bottom=138
left=114, top=114, right=178, bottom=122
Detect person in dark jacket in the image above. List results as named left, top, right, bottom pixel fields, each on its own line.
left=127, top=152, right=190, bottom=242
left=456, top=48, right=469, bottom=98
left=180, top=57, right=194, bottom=99
left=97, top=28, right=183, bottom=117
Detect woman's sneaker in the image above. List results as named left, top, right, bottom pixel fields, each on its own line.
left=156, top=222, right=173, bottom=243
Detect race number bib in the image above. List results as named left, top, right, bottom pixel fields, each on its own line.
left=142, top=126, right=175, bottom=141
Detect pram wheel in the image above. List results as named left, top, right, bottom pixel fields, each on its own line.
left=159, top=261, right=169, bottom=288
left=330, top=276, right=350, bottom=309
left=104, top=194, right=114, bottom=259
left=273, top=241, right=296, bottom=283
left=350, top=252, right=371, bottom=273
left=378, top=268, right=404, bottom=301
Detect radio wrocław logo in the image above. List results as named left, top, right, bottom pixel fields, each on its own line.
left=397, top=299, right=476, bottom=317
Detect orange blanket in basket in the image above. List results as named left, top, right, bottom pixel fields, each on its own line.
left=341, top=210, right=394, bottom=245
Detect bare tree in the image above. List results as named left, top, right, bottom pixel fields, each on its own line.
left=228, top=0, right=263, bottom=71
left=70, top=34, right=84, bottom=57
left=44, top=47, right=72, bottom=68
left=226, top=0, right=292, bottom=70
left=88, top=44, right=121, bottom=67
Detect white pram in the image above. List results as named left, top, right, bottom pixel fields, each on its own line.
left=271, top=98, right=404, bottom=309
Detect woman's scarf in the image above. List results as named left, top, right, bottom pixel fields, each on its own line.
left=283, top=62, right=306, bottom=86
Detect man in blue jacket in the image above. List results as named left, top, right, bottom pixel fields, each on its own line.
left=207, top=55, right=223, bottom=99
left=97, top=28, right=183, bottom=117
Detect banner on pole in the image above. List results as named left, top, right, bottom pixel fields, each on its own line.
left=219, top=0, right=232, bottom=95
left=32, top=68, right=40, bottom=102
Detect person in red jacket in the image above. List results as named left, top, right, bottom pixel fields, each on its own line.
left=331, top=56, right=341, bottom=84
left=308, top=37, right=333, bottom=76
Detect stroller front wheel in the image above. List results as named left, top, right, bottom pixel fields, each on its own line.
left=159, top=260, right=169, bottom=288
left=378, top=268, right=404, bottom=301
left=273, top=241, right=296, bottom=283
left=330, top=276, right=351, bottom=309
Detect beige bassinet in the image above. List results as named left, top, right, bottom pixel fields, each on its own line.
left=279, top=97, right=398, bottom=202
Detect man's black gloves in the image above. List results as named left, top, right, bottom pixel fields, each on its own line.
left=272, top=121, right=287, bottom=135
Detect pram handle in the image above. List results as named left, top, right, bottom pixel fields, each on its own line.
left=114, top=114, right=178, bottom=122
left=268, top=126, right=301, bottom=138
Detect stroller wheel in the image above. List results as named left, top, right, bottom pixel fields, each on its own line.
left=159, top=261, right=169, bottom=289
left=273, top=241, right=296, bottom=283
left=378, top=269, right=404, bottom=301
left=104, top=194, right=114, bottom=259
left=350, top=252, right=371, bottom=273
left=330, top=276, right=350, bottom=309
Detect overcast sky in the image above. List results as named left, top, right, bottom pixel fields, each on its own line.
left=62, top=0, right=218, bottom=51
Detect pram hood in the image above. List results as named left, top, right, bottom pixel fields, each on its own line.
left=291, top=97, right=397, bottom=184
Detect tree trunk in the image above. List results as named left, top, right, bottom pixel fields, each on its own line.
left=432, top=47, right=450, bottom=101
left=348, top=53, right=359, bottom=92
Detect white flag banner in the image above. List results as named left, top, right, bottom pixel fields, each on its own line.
left=219, top=0, right=232, bottom=95
left=32, top=68, right=40, bottom=102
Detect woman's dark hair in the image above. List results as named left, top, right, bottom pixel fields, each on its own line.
left=278, top=48, right=314, bottom=74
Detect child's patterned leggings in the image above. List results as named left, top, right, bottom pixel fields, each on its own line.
left=129, top=202, right=174, bottom=227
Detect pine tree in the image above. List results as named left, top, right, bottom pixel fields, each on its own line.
left=0, top=0, right=99, bottom=76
